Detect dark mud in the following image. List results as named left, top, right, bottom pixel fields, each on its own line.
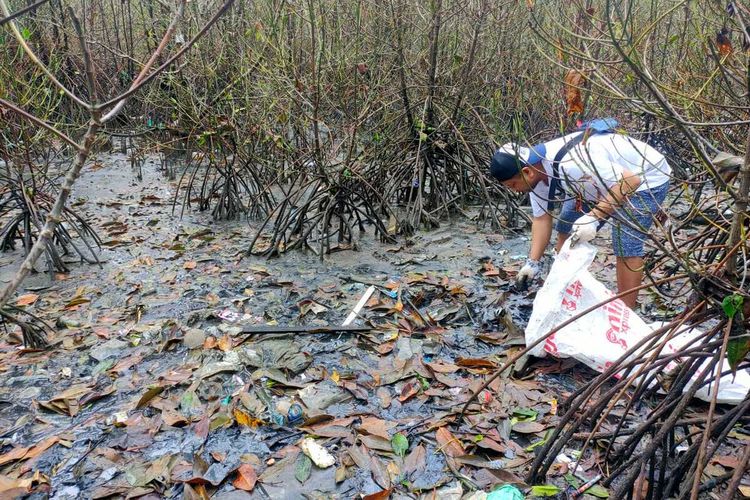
left=0, top=154, right=629, bottom=499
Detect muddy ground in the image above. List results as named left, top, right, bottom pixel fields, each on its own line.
left=0, top=153, right=724, bottom=499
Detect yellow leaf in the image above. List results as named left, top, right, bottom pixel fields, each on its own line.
left=234, top=408, right=261, bottom=429
left=331, top=370, right=340, bottom=385
left=234, top=408, right=252, bottom=426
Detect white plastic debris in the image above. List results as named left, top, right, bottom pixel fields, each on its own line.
left=525, top=241, right=750, bottom=405
left=342, top=285, right=376, bottom=326
left=300, top=438, right=335, bottom=468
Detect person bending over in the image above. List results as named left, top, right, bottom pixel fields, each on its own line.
left=489, top=130, right=671, bottom=308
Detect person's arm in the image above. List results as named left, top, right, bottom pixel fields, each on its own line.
left=529, top=213, right=553, bottom=260
left=569, top=169, right=643, bottom=246
left=589, top=169, right=642, bottom=221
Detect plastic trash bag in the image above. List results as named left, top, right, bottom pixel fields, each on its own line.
left=525, top=241, right=750, bottom=405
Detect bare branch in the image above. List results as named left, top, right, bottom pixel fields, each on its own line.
left=98, top=0, right=236, bottom=116
left=100, top=0, right=187, bottom=123
left=0, top=0, right=89, bottom=109
left=0, top=0, right=49, bottom=27
left=0, top=98, right=81, bottom=151
left=0, top=119, right=100, bottom=309
left=67, top=7, right=98, bottom=104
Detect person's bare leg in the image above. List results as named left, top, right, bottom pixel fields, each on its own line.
left=555, top=233, right=568, bottom=253
left=617, top=256, right=643, bottom=308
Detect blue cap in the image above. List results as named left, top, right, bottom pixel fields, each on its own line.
left=490, top=143, right=546, bottom=181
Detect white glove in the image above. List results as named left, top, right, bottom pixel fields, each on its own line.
left=570, top=213, right=599, bottom=246
left=516, top=259, right=542, bottom=289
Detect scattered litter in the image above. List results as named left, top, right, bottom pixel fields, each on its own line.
left=342, top=285, right=376, bottom=326
left=299, top=438, right=335, bottom=468
left=487, top=484, right=524, bottom=500
left=526, top=241, right=750, bottom=404
left=570, top=474, right=604, bottom=499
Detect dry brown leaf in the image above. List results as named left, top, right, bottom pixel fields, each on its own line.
left=398, top=381, right=419, bottom=402
left=426, top=361, right=459, bottom=373
left=302, top=424, right=352, bottom=439
left=512, top=421, right=546, bottom=434
left=39, top=384, right=94, bottom=416
left=217, top=334, right=232, bottom=352
left=0, top=436, right=61, bottom=467
left=359, top=417, right=397, bottom=440
left=183, top=483, right=210, bottom=500
left=376, top=387, right=392, bottom=408
left=710, top=454, right=740, bottom=469
left=359, top=435, right=393, bottom=453
left=135, top=386, right=165, bottom=409
left=193, top=414, right=209, bottom=441
left=435, top=427, right=464, bottom=457
left=0, top=446, right=30, bottom=467
left=183, top=261, right=197, bottom=270
left=363, top=488, right=393, bottom=500
left=370, top=455, right=391, bottom=489
left=0, top=474, right=32, bottom=496
left=475, top=436, right=506, bottom=453
left=233, top=464, right=257, bottom=491
left=347, top=444, right=371, bottom=471
left=335, top=465, right=347, bottom=483
left=564, top=69, right=586, bottom=115
left=403, top=444, right=426, bottom=477
left=456, top=357, right=497, bottom=369
left=15, top=294, right=39, bottom=306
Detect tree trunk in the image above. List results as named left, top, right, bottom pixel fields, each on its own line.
left=0, top=120, right=100, bottom=309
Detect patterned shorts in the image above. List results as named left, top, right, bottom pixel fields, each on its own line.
left=555, top=182, right=670, bottom=257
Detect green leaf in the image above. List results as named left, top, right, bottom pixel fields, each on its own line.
left=564, top=472, right=580, bottom=488
left=525, top=429, right=553, bottom=452
left=209, top=413, right=232, bottom=431
left=727, top=337, right=750, bottom=371
left=180, top=389, right=200, bottom=416
left=587, top=485, right=610, bottom=498
left=513, top=408, right=538, bottom=418
left=512, top=408, right=538, bottom=425
left=473, top=434, right=484, bottom=443
left=531, top=485, right=561, bottom=497
left=21, top=27, right=31, bottom=40
left=391, top=433, right=409, bottom=458
left=295, top=454, right=312, bottom=483
left=722, top=294, right=744, bottom=319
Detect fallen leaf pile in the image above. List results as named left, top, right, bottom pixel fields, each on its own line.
left=2, top=156, right=732, bottom=499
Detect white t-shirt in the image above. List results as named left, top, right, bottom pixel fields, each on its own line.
left=530, top=132, right=671, bottom=218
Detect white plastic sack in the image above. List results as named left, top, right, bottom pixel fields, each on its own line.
left=525, top=241, right=750, bottom=405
